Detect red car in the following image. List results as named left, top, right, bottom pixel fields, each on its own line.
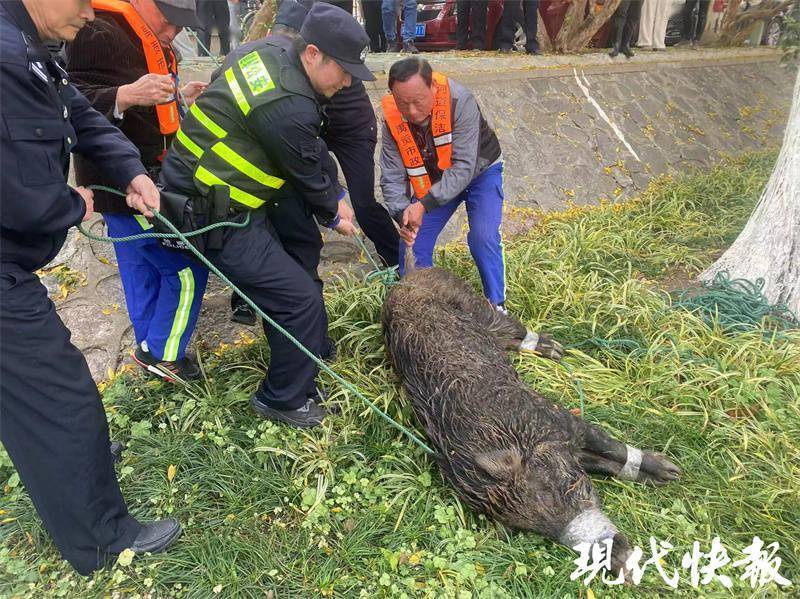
left=399, top=0, right=612, bottom=51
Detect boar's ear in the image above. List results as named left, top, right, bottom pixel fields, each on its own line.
left=474, top=449, right=523, bottom=480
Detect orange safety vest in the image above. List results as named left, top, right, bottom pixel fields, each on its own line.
left=382, top=72, right=453, bottom=199
left=92, top=0, right=180, bottom=135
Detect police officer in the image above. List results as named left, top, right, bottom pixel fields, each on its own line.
left=0, top=0, right=181, bottom=575
left=160, top=2, right=371, bottom=428
left=230, top=0, right=399, bottom=329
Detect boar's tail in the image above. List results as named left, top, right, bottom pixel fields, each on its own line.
left=404, top=244, right=417, bottom=273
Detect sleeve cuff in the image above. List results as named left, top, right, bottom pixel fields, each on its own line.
left=420, top=192, right=438, bottom=212
left=326, top=214, right=341, bottom=229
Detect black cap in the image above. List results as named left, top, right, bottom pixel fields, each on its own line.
left=154, top=0, right=201, bottom=29
left=275, top=0, right=309, bottom=31
left=299, top=3, right=374, bottom=82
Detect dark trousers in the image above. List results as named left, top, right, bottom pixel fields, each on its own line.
left=497, top=0, right=540, bottom=52
left=362, top=0, right=387, bottom=52
left=326, top=127, right=400, bottom=267
left=0, top=268, right=141, bottom=575
left=612, top=0, right=642, bottom=49
left=197, top=0, right=231, bottom=56
left=683, top=0, right=709, bottom=42
left=208, top=211, right=326, bottom=409
left=456, top=0, right=489, bottom=50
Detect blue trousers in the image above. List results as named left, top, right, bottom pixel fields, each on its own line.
left=104, top=214, right=209, bottom=361
left=382, top=0, right=418, bottom=44
left=399, top=162, right=506, bottom=305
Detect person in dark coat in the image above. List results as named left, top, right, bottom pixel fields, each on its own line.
left=197, top=0, right=231, bottom=55
left=66, top=0, right=211, bottom=383
left=0, top=0, right=181, bottom=576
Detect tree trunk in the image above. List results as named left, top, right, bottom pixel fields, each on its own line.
left=701, top=68, right=800, bottom=315
left=537, top=10, right=554, bottom=54
left=714, top=0, right=793, bottom=47
left=553, top=0, right=622, bottom=54
left=244, top=0, right=277, bottom=43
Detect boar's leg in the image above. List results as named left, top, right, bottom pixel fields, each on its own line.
left=426, top=270, right=564, bottom=359
left=578, top=422, right=681, bottom=486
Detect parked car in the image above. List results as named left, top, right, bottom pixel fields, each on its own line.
left=399, top=0, right=612, bottom=51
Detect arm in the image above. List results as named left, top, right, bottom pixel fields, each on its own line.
left=250, top=97, right=339, bottom=226
left=420, top=88, right=481, bottom=212
left=379, top=118, right=412, bottom=221
left=67, top=84, right=147, bottom=191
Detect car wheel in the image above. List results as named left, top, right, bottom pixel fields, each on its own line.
left=764, top=18, right=782, bottom=46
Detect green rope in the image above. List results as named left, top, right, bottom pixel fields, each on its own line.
left=673, top=271, right=798, bottom=335
left=80, top=186, right=434, bottom=455
left=184, top=28, right=223, bottom=68
left=351, top=235, right=399, bottom=286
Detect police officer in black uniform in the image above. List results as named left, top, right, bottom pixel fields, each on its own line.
left=0, top=0, right=182, bottom=575
left=160, top=2, right=371, bottom=428
left=230, top=0, right=399, bottom=330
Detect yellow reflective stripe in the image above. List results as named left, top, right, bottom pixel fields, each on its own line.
left=226, top=68, right=250, bottom=115
left=189, top=104, right=227, bottom=138
left=195, top=166, right=265, bottom=209
left=133, top=215, right=153, bottom=230
left=211, top=142, right=285, bottom=190
left=176, top=128, right=203, bottom=158
left=162, top=268, right=195, bottom=361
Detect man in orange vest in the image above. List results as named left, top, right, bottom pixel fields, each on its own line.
left=67, top=0, right=211, bottom=382
left=380, top=57, right=507, bottom=311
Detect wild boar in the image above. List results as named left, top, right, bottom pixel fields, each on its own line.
left=382, top=259, right=681, bottom=572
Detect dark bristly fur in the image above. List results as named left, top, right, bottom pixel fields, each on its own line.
left=382, top=259, right=681, bottom=571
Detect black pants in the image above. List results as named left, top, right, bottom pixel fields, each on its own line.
left=456, top=0, right=489, bottom=50
left=497, top=0, right=539, bottom=52
left=197, top=0, right=231, bottom=56
left=325, top=126, right=400, bottom=267
left=612, top=0, right=642, bottom=49
left=362, top=0, right=387, bottom=52
left=683, top=0, right=709, bottom=42
left=0, top=268, right=141, bottom=575
left=208, top=211, right=326, bottom=409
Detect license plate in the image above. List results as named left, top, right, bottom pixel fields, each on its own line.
left=415, top=24, right=426, bottom=38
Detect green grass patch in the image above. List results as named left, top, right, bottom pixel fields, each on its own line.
left=1, top=151, right=797, bottom=598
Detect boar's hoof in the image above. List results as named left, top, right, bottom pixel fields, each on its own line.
left=618, top=445, right=681, bottom=486
left=519, top=331, right=565, bottom=361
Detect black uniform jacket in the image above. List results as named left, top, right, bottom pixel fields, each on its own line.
left=0, top=2, right=146, bottom=272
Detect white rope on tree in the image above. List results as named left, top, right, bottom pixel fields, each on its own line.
left=701, top=68, right=800, bottom=316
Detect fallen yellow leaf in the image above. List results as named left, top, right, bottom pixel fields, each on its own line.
left=167, top=464, right=177, bottom=482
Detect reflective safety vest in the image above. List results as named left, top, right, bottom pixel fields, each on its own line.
left=92, top=0, right=180, bottom=135
left=165, top=42, right=313, bottom=210
left=381, top=72, right=453, bottom=199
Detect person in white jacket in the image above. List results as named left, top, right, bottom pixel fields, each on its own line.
left=638, top=0, right=670, bottom=51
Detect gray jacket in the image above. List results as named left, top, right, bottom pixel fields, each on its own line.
left=379, top=78, right=502, bottom=218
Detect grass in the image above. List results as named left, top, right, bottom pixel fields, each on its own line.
left=1, top=151, right=798, bottom=598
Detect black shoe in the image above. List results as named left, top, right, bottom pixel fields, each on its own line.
left=251, top=394, right=327, bottom=428
left=132, top=346, right=201, bottom=383
left=129, top=519, right=182, bottom=555
left=621, top=46, right=634, bottom=58
left=402, top=41, right=419, bottom=54
left=231, top=302, right=257, bottom=326
left=389, top=41, right=402, bottom=52
left=498, top=47, right=512, bottom=54
left=526, top=49, right=541, bottom=55
left=609, top=47, right=620, bottom=57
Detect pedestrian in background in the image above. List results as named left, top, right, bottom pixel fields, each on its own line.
left=197, top=0, right=231, bottom=55
left=382, top=0, right=419, bottom=53
left=497, top=0, right=540, bottom=55
left=638, top=0, right=669, bottom=51
left=456, top=0, right=489, bottom=50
